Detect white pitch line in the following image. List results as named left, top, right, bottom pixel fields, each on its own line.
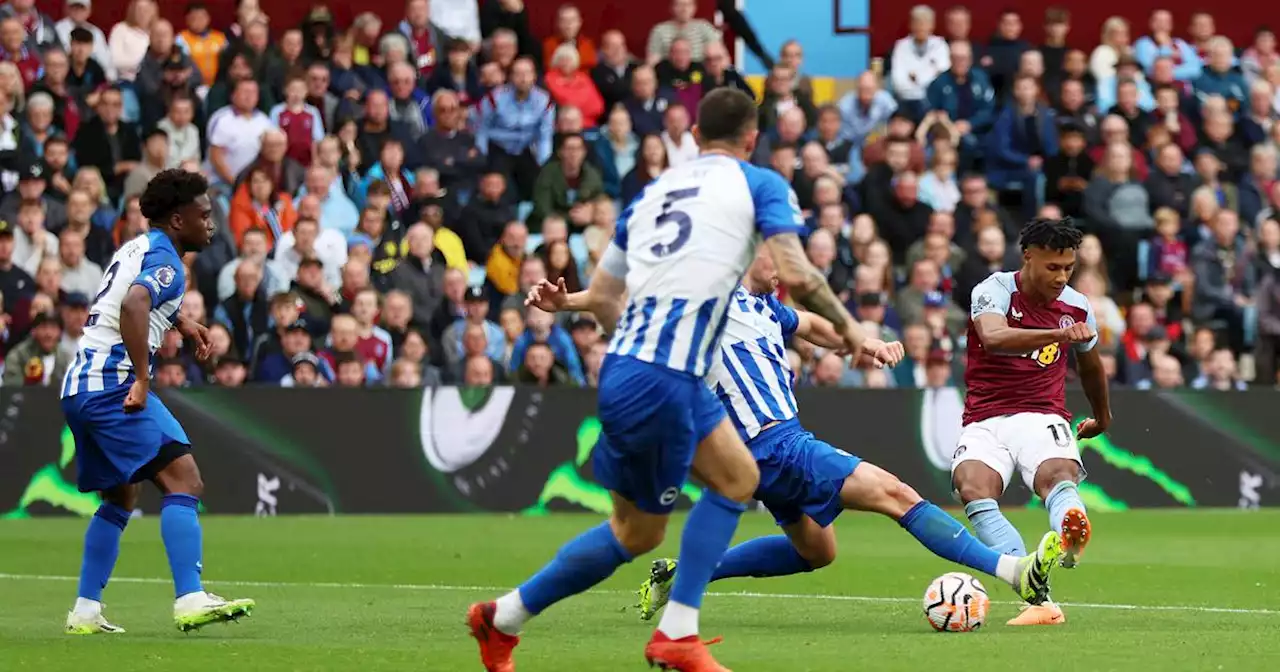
left=1, top=573, right=1275, bottom=616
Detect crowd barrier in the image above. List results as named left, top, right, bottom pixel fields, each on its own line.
left=1, top=387, right=1276, bottom=517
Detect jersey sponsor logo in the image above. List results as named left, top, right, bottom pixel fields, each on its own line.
left=1059, top=315, right=1075, bottom=329
left=973, top=293, right=994, bottom=313
left=1010, top=307, right=1023, bottom=321
left=155, top=266, right=176, bottom=288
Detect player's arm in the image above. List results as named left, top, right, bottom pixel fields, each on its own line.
left=526, top=242, right=628, bottom=334
left=765, top=233, right=864, bottom=358
left=792, top=311, right=902, bottom=367
left=970, top=278, right=1093, bottom=353
left=1073, top=307, right=1111, bottom=439
left=119, top=285, right=154, bottom=411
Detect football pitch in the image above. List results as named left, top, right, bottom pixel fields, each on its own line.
left=2, top=510, right=1279, bottom=671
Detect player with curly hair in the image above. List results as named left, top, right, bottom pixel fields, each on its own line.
left=952, top=217, right=1112, bottom=626
left=61, top=169, right=255, bottom=635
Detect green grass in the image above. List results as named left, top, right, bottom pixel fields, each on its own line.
left=2, top=510, right=1280, bottom=671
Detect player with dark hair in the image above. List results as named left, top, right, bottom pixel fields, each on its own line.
left=468, top=86, right=865, bottom=671
left=952, top=216, right=1111, bottom=626
left=61, top=169, right=255, bottom=634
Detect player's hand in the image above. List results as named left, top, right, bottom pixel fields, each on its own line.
left=1058, top=322, right=1095, bottom=344
left=123, top=379, right=149, bottom=414
left=839, top=323, right=866, bottom=367
left=1075, top=416, right=1109, bottom=439
left=525, top=277, right=569, bottom=312
left=872, top=341, right=905, bottom=368
left=178, top=319, right=213, bottom=361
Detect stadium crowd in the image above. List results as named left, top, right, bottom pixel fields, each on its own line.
left=0, top=0, right=1276, bottom=391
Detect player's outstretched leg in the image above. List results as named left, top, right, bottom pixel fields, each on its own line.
left=953, top=461, right=1027, bottom=556
left=846, top=463, right=1059, bottom=606
left=155, top=454, right=254, bottom=632
left=66, top=485, right=137, bottom=635
left=1035, top=459, right=1090, bottom=568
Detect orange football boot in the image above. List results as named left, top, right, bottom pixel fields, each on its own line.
left=644, top=631, right=731, bottom=671
left=1006, top=603, right=1067, bottom=626
left=1059, top=507, right=1092, bottom=568
left=466, top=602, right=519, bottom=672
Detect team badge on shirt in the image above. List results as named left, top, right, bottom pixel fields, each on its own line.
left=1059, top=315, right=1075, bottom=329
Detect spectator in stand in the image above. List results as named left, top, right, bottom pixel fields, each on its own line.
left=1, top=160, right=66, bottom=233
left=1043, top=122, right=1093, bottom=218
left=0, top=22, right=34, bottom=93
left=155, top=94, right=201, bottom=168
left=530, top=133, right=602, bottom=232
left=59, top=190, right=111, bottom=267
left=237, top=129, right=306, bottom=199
left=357, top=139, right=416, bottom=219
left=477, top=57, right=553, bottom=202
left=427, top=266, right=466, bottom=353
left=445, top=285, right=504, bottom=367
left=659, top=102, right=698, bottom=167
left=175, top=2, right=227, bottom=89
left=591, top=30, right=635, bottom=124
left=120, top=128, right=171, bottom=204
left=275, top=208, right=346, bottom=286
left=325, top=328, right=368, bottom=387
left=389, top=222, right=446, bottom=326
left=383, top=63, right=431, bottom=145
left=459, top=170, right=515, bottom=263
left=71, top=87, right=139, bottom=203
left=1196, top=37, right=1248, bottom=115
left=752, top=106, right=813, bottom=167
left=417, top=90, right=483, bottom=195
left=701, top=40, right=751, bottom=98
left=3, top=312, right=68, bottom=386
left=889, top=6, right=949, bottom=122
left=1083, top=142, right=1153, bottom=285
left=1241, top=80, right=1278, bottom=147
left=988, top=74, right=1058, bottom=217
left=655, top=37, right=705, bottom=117
left=56, top=0, right=112, bottom=77
left=107, top=0, right=155, bottom=82
left=646, top=0, right=719, bottom=64
left=355, top=91, right=414, bottom=176
left=136, top=19, right=200, bottom=102
left=269, top=75, right=325, bottom=168
left=396, top=0, right=451, bottom=81
left=1039, top=7, right=1071, bottom=79
left=379, top=288, right=415, bottom=354
left=622, top=64, right=674, bottom=139
left=811, top=105, right=854, bottom=178
left=0, top=219, right=32, bottom=305
left=1134, top=10, right=1202, bottom=83
left=1256, top=220, right=1280, bottom=383
left=1148, top=207, right=1192, bottom=285
left=214, top=258, right=269, bottom=358
left=1240, top=144, right=1278, bottom=227
left=593, top=104, right=637, bottom=199
left=10, top=206, right=55, bottom=280
left=229, top=165, right=298, bottom=250
left=56, top=227, right=100, bottom=297
left=1193, top=209, right=1255, bottom=354
left=544, top=4, right=595, bottom=72
left=349, top=286, right=394, bottom=377
left=425, top=38, right=481, bottom=108
left=482, top=27, right=520, bottom=77
left=1192, top=348, right=1248, bottom=390
left=485, top=220, right=526, bottom=306
left=758, top=64, right=815, bottom=134
left=836, top=71, right=897, bottom=149
left=509, top=305, right=584, bottom=384
left=869, top=171, right=932, bottom=265
left=954, top=224, right=1017, bottom=309
left=925, top=40, right=995, bottom=169
left=1090, top=16, right=1131, bottom=84
left=1152, top=84, right=1197, bottom=156
left=1201, top=109, right=1248, bottom=183
left=986, top=9, right=1032, bottom=102
left=1089, top=114, right=1150, bottom=180
left=300, top=165, right=359, bottom=237
left=1243, top=27, right=1280, bottom=86
left=205, top=79, right=274, bottom=192
left=546, top=44, right=604, bottom=127
left=460, top=352, right=494, bottom=386
left=249, top=299, right=308, bottom=384
left=1097, top=55, right=1156, bottom=121
left=1191, top=152, right=1236, bottom=222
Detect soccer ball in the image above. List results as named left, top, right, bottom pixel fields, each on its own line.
left=923, top=572, right=990, bottom=632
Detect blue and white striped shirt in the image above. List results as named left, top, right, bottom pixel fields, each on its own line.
left=62, top=231, right=185, bottom=397
left=707, top=287, right=800, bottom=441
left=604, top=153, right=806, bottom=377
left=476, top=84, right=556, bottom=165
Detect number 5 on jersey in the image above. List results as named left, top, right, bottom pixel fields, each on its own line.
left=651, top=187, right=700, bottom=258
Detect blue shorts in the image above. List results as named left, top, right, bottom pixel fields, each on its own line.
left=592, top=354, right=726, bottom=514
left=750, top=419, right=861, bottom=528
left=61, top=386, right=191, bottom=493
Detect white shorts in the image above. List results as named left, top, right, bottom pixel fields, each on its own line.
left=950, top=412, right=1085, bottom=493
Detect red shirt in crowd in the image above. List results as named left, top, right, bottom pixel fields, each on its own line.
left=2, top=46, right=43, bottom=88
left=276, top=107, right=317, bottom=166
left=410, top=29, right=437, bottom=79
left=355, top=333, right=391, bottom=372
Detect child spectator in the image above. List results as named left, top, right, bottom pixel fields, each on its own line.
left=269, top=75, right=325, bottom=168
left=1148, top=207, right=1191, bottom=283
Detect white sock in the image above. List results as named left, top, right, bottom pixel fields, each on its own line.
left=657, top=601, right=699, bottom=640
left=493, top=590, right=531, bottom=636
left=73, top=597, right=102, bottom=617
left=995, top=555, right=1020, bottom=586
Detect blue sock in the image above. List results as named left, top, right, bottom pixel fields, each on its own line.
left=518, top=521, right=633, bottom=615
left=77, top=503, right=131, bottom=601
left=963, top=498, right=1026, bottom=556
left=900, top=501, right=1002, bottom=577
left=160, top=494, right=204, bottom=598
left=670, top=490, right=746, bottom=609
left=1045, top=481, right=1085, bottom=534
left=710, top=535, right=812, bottom=581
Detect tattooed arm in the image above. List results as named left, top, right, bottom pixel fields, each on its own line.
left=764, top=233, right=865, bottom=358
